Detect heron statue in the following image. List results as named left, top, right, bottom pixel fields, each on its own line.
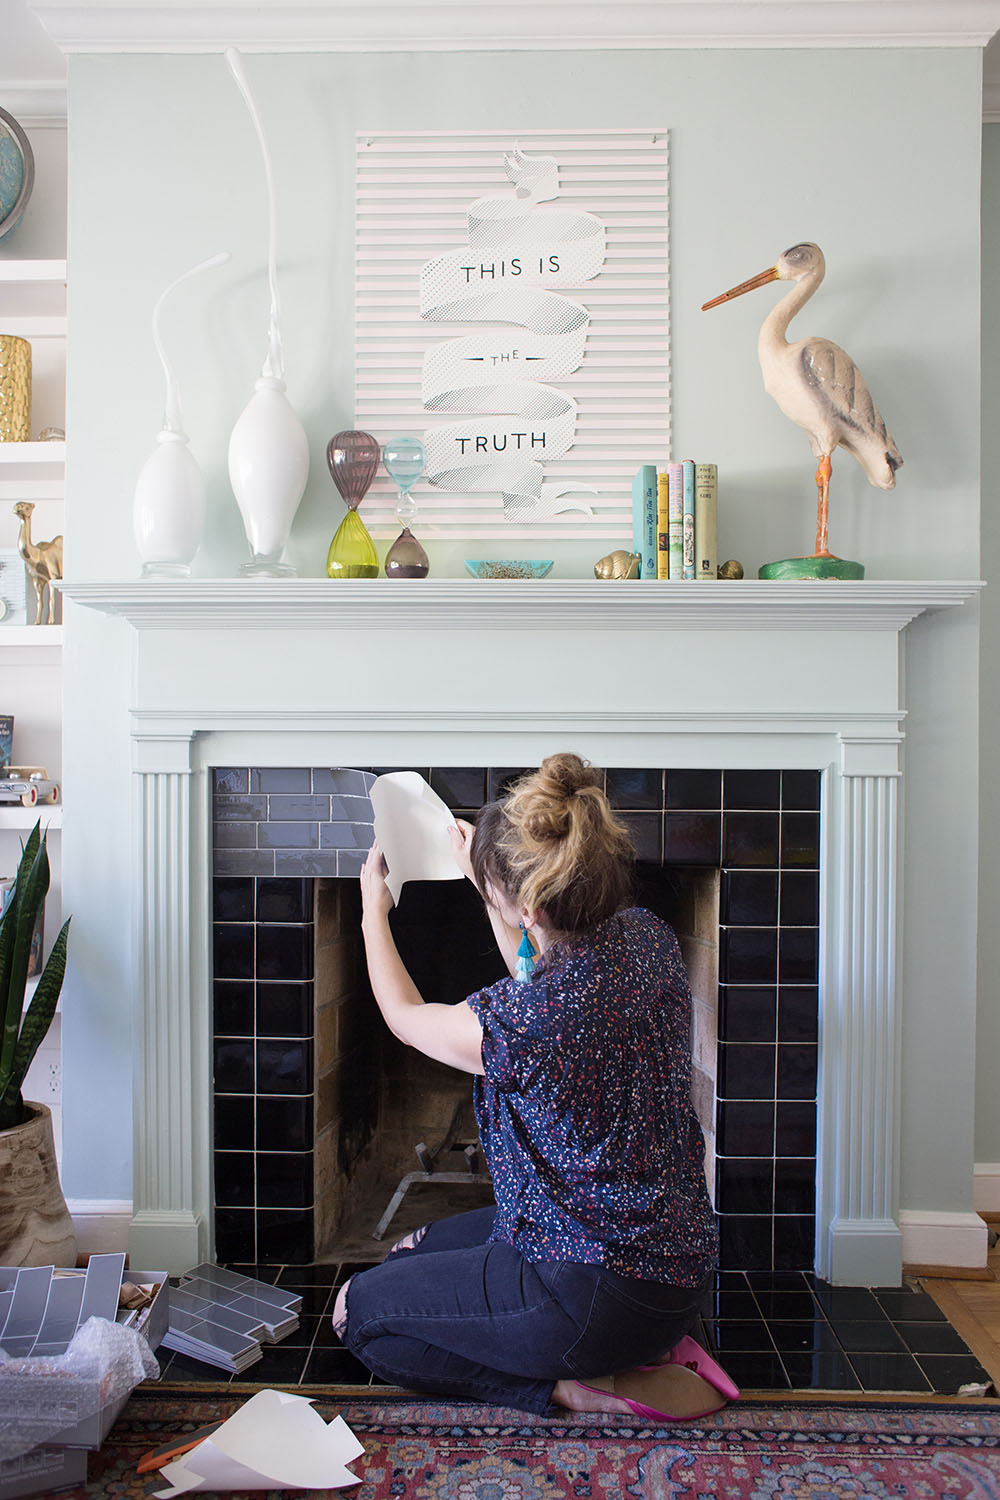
left=702, top=241, right=902, bottom=579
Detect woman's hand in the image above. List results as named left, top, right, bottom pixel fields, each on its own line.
left=448, top=819, right=479, bottom=889
left=361, top=840, right=395, bottom=923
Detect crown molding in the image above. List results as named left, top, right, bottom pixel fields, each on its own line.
left=27, top=1, right=1000, bottom=54
left=0, top=82, right=66, bottom=123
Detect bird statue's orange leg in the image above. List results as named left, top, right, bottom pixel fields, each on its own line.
left=813, top=455, right=834, bottom=557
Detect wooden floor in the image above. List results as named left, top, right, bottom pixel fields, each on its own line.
left=922, top=1221, right=1000, bottom=1391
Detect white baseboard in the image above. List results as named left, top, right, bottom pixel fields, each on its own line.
left=898, top=1209, right=990, bottom=1268
left=67, top=1199, right=132, bottom=1258
left=973, top=1163, right=1000, bottom=1214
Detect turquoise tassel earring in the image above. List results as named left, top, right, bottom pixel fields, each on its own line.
left=515, top=921, right=536, bottom=983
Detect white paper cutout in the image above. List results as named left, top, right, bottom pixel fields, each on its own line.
left=369, top=771, right=463, bottom=904
left=153, top=1388, right=364, bottom=1496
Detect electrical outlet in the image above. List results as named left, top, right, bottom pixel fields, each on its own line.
left=46, top=1058, right=61, bottom=1100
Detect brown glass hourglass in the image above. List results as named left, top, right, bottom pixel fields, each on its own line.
left=326, top=429, right=380, bottom=579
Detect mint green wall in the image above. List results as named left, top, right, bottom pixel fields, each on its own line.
left=978, top=124, right=1000, bottom=1167
left=62, top=47, right=984, bottom=1220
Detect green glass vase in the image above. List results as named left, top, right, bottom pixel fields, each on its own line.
left=326, top=507, right=379, bottom=578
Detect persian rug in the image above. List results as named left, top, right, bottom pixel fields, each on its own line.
left=60, top=1383, right=1000, bottom=1499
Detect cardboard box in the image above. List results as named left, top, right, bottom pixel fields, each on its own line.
left=0, top=1445, right=86, bottom=1500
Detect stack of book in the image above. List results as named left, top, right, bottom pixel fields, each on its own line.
left=161, top=1263, right=302, bottom=1375
left=631, top=461, right=718, bottom=581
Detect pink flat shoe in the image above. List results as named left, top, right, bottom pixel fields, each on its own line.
left=662, top=1335, right=741, bottom=1402
left=574, top=1357, right=736, bottom=1422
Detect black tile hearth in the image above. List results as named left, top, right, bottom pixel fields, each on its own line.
left=159, top=1262, right=990, bottom=1398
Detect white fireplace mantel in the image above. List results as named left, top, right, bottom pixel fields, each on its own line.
left=62, top=577, right=983, bottom=1281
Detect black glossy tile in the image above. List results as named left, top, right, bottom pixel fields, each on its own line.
left=779, top=872, right=819, bottom=926
left=257, top=1151, right=314, bottom=1209
left=831, top=1320, right=907, bottom=1353
left=781, top=771, right=821, bottom=811
left=810, top=1282, right=885, bottom=1320
left=663, top=811, right=721, bottom=864
left=278, top=1314, right=324, bottom=1347
left=745, top=1271, right=811, bottom=1291
left=606, top=767, right=663, bottom=809
left=214, top=1151, right=255, bottom=1208
left=895, top=1321, right=976, bottom=1355
left=257, top=1095, right=313, bottom=1152
left=778, top=928, right=818, bottom=984
left=704, top=1319, right=776, bottom=1353
left=776, top=1102, right=817, bottom=1156
left=722, top=871, right=778, bottom=925
left=772, top=1216, right=816, bottom=1270
left=776, top=1044, right=818, bottom=1100
left=161, top=1351, right=234, bottom=1382
left=846, top=1352, right=932, bottom=1392
left=276, top=1264, right=344, bottom=1286
left=665, top=769, right=721, bottom=810
left=214, top=980, right=254, bottom=1036
left=781, top=813, right=820, bottom=868
left=256, top=1208, right=315, bottom=1264
left=783, top=1351, right=861, bottom=1390
left=488, top=768, right=533, bottom=801
left=256, top=877, right=313, bottom=924
left=214, top=768, right=250, bottom=795
left=223, top=1263, right=282, bottom=1282
left=257, top=924, right=314, bottom=982
left=213, top=924, right=254, bottom=980
left=716, top=1158, right=774, bottom=1216
left=768, top=1321, right=842, bottom=1353
left=252, top=767, right=312, bottom=794
left=916, top=1354, right=993, bottom=1393
left=311, top=1314, right=350, bottom=1347
left=429, top=767, right=487, bottom=809
left=619, top=811, right=661, bottom=862
left=274, top=1281, right=334, bottom=1315
left=718, top=1043, right=776, bottom=1100
left=213, top=1039, right=255, bottom=1094
left=257, top=1039, right=312, bottom=1095
left=773, top=1159, right=816, bottom=1216
left=710, top=1350, right=790, bottom=1389
left=718, top=1216, right=774, bottom=1271
left=257, top=982, right=313, bottom=1038
left=305, top=1347, right=374, bottom=1384
left=720, top=928, right=778, bottom=984
left=872, top=1287, right=947, bottom=1321
left=719, top=987, right=777, bottom=1043
left=214, top=1208, right=255, bottom=1263
left=723, top=812, right=780, bottom=868
left=752, top=1290, right=821, bottom=1321
left=214, top=1094, right=254, bottom=1151
left=231, top=1347, right=309, bottom=1383
left=777, top=988, right=818, bottom=1043
left=702, top=1288, right=760, bottom=1320
left=718, top=1100, right=774, bottom=1156
left=214, top=877, right=254, bottom=922
left=724, top=770, right=781, bottom=809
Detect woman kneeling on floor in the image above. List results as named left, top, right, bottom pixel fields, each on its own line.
left=332, top=751, right=739, bottom=1420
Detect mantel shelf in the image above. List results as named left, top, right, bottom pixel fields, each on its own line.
left=59, top=578, right=984, bottom=632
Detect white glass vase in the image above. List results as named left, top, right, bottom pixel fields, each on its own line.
left=228, top=376, right=310, bottom=576
left=133, top=430, right=207, bottom=577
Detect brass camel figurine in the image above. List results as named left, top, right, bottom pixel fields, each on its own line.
left=13, top=501, right=63, bottom=625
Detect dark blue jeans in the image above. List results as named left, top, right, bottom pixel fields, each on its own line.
left=340, top=1206, right=709, bottom=1414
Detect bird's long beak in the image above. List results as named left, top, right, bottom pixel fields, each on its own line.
left=702, top=266, right=779, bottom=311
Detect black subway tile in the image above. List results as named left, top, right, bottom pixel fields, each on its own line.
left=606, top=767, right=663, bottom=809
left=779, top=929, right=818, bottom=984
left=214, top=1208, right=256, bottom=1263
left=430, top=768, right=487, bottom=809
left=718, top=1043, right=776, bottom=1100
left=214, top=1151, right=255, bottom=1207
left=619, top=810, right=661, bottom=862
left=256, top=1209, right=315, bottom=1264
left=665, top=769, right=721, bottom=810
left=724, top=770, right=781, bottom=809
left=663, top=812, right=721, bottom=864
left=214, top=1094, right=254, bottom=1151
left=720, top=927, right=778, bottom=984
left=722, top=871, right=778, bottom=925
left=717, top=1158, right=774, bottom=1216
left=724, top=812, right=780, bottom=867
left=256, top=878, right=313, bottom=924
left=213, top=1039, right=255, bottom=1094
left=774, top=1159, right=817, bottom=1216
left=488, top=768, right=534, bottom=800
left=779, top=872, right=819, bottom=926
left=257, top=1152, right=314, bottom=1208
left=257, top=982, right=313, bottom=1038
left=778, top=987, right=819, bottom=1043
left=257, top=1096, right=313, bottom=1153
left=213, top=877, right=254, bottom=922
left=257, top=924, right=314, bottom=982
left=781, top=813, right=820, bottom=868
left=257, top=1039, right=312, bottom=1095
left=777, top=1044, right=818, bottom=1100
left=772, top=1215, right=816, bottom=1270
left=776, top=1102, right=817, bottom=1156
left=718, top=1216, right=775, bottom=1271
left=213, top=923, right=254, bottom=980
left=719, top=986, right=777, bottom=1043
left=781, top=771, right=821, bottom=811
left=213, top=980, right=254, bottom=1036
left=717, top=1100, right=774, bottom=1156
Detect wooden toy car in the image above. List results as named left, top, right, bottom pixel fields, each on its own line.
left=0, top=766, right=60, bottom=807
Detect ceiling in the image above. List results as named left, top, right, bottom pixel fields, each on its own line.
left=2, top=0, right=999, bottom=119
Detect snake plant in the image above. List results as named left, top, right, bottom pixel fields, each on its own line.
left=0, top=822, right=70, bottom=1132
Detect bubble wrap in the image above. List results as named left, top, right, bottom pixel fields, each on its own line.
left=0, top=1315, right=159, bottom=1461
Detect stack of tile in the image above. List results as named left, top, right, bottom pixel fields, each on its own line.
left=161, top=1263, right=301, bottom=1375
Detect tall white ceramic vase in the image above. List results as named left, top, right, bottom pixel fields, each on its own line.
left=226, top=46, right=309, bottom=578
left=133, top=251, right=230, bottom=577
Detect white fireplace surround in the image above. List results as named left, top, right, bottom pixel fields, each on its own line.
left=64, top=577, right=982, bottom=1282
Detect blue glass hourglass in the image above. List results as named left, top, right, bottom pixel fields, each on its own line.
left=382, top=435, right=430, bottom=579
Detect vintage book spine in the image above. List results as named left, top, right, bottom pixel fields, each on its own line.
left=632, top=463, right=659, bottom=581
left=682, top=458, right=696, bottom=580
left=695, top=462, right=718, bottom=581
left=667, top=462, right=684, bottom=579
left=656, top=470, right=671, bottom=579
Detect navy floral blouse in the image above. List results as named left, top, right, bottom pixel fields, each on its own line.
left=466, top=907, right=719, bottom=1286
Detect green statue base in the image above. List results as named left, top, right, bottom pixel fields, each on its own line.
left=758, top=555, right=865, bottom=581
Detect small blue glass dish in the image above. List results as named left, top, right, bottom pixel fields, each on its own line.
left=464, top=559, right=554, bottom=580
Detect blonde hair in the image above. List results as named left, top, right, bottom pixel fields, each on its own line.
left=471, top=753, right=634, bottom=933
